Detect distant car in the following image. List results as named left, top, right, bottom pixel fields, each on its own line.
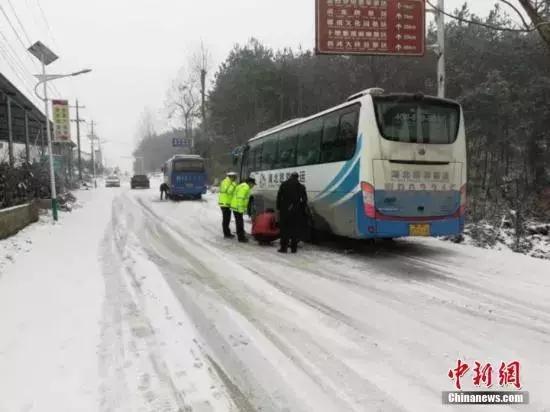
left=131, top=174, right=150, bottom=189
left=105, top=175, right=121, bottom=187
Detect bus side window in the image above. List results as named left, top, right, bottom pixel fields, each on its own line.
left=297, top=118, right=322, bottom=166
left=256, top=144, right=263, bottom=172
left=246, top=141, right=260, bottom=175
left=339, top=110, right=359, bottom=159
left=261, top=134, right=278, bottom=170
left=275, top=128, right=298, bottom=169
left=241, top=149, right=250, bottom=178
left=320, top=112, right=340, bottom=163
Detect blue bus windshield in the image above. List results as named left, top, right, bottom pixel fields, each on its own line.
left=173, top=159, right=204, bottom=172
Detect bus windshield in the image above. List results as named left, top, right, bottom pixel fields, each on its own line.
left=373, top=96, right=460, bottom=144
left=173, top=159, right=204, bottom=172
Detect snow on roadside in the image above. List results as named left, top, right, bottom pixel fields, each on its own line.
left=451, top=221, right=550, bottom=260
left=0, top=212, right=47, bottom=274
left=0, top=189, right=111, bottom=412
left=0, top=186, right=237, bottom=411
left=0, top=192, right=84, bottom=273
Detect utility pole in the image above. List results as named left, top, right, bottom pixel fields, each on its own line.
left=41, top=57, right=58, bottom=221
left=427, top=0, right=446, bottom=97
left=70, top=100, right=86, bottom=182
left=436, top=0, right=445, bottom=98
left=89, top=120, right=97, bottom=188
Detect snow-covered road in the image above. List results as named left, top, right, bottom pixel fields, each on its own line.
left=1, top=184, right=549, bottom=412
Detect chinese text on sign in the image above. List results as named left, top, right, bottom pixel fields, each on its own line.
left=316, top=0, right=425, bottom=56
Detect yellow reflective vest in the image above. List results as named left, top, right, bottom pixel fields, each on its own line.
left=230, top=182, right=252, bottom=214
left=218, top=177, right=237, bottom=207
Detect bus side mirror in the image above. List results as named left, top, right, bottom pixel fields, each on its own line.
left=232, top=147, right=241, bottom=166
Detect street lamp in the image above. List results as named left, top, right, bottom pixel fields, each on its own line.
left=28, top=41, right=92, bottom=222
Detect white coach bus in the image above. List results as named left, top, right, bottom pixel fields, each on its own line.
left=235, top=88, right=467, bottom=239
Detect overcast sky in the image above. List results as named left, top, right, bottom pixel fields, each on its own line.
left=0, top=0, right=511, bottom=171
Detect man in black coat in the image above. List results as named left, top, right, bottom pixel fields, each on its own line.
left=276, top=172, right=308, bottom=254
left=160, top=183, right=170, bottom=200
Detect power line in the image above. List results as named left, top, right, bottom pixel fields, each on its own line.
left=0, top=3, right=60, bottom=97
left=0, top=41, right=36, bottom=98
left=0, top=28, right=59, bottom=105
left=2, top=0, right=61, bottom=98
left=425, top=0, right=549, bottom=33
left=34, top=0, right=59, bottom=49
left=0, top=4, right=35, bottom=60
left=0, top=1, right=61, bottom=104
left=0, top=5, right=61, bottom=98
left=30, top=0, right=61, bottom=98
left=0, top=29, right=37, bottom=89
left=6, top=0, right=33, bottom=45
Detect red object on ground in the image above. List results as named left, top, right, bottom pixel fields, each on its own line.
left=252, top=212, right=280, bottom=243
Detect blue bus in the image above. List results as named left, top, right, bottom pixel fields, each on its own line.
left=162, top=155, right=207, bottom=200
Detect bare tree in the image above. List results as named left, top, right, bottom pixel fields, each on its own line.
left=191, top=41, right=212, bottom=134
left=166, top=73, right=200, bottom=147
left=500, top=0, right=550, bottom=49
left=136, top=107, right=157, bottom=141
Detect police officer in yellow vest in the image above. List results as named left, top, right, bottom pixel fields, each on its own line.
left=231, top=177, right=256, bottom=243
left=218, top=172, right=238, bottom=238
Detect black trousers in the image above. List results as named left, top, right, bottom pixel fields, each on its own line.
left=221, top=207, right=232, bottom=236
left=233, top=211, right=245, bottom=240
left=160, top=184, right=169, bottom=200
left=280, top=233, right=299, bottom=252
left=280, top=213, right=301, bottom=252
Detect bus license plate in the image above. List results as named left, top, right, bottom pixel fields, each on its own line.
left=409, top=224, right=430, bottom=237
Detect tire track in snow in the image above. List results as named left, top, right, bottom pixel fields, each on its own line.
left=129, top=191, right=550, bottom=411
left=134, top=196, right=342, bottom=411
left=98, top=195, right=189, bottom=412
left=132, top=195, right=417, bottom=411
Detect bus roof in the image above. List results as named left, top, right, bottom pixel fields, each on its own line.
left=248, top=90, right=461, bottom=144
left=167, top=154, right=204, bottom=162
left=249, top=98, right=361, bottom=143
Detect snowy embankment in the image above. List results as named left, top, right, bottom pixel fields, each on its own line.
left=449, top=221, right=550, bottom=260
left=0, top=189, right=107, bottom=411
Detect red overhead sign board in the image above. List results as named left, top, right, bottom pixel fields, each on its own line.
left=316, top=0, right=425, bottom=56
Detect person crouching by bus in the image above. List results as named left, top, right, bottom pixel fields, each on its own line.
left=231, top=177, right=256, bottom=243
left=160, top=183, right=170, bottom=200
left=218, top=172, right=238, bottom=238
left=252, top=209, right=280, bottom=245
left=276, top=172, right=308, bottom=253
